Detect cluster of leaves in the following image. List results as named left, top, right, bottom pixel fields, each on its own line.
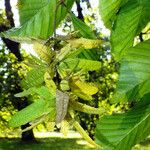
left=1, top=0, right=105, bottom=147
left=10, top=37, right=104, bottom=146
left=1, top=0, right=150, bottom=149
left=95, top=0, right=150, bottom=149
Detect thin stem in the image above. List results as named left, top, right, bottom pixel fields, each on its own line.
left=72, top=120, right=100, bottom=148
left=20, top=114, right=48, bottom=133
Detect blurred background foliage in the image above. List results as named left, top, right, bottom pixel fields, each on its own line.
left=0, top=42, right=18, bottom=137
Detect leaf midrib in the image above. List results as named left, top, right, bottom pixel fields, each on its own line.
left=114, top=106, right=150, bottom=148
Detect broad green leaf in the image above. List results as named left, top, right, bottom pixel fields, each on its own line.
left=113, top=40, right=150, bottom=102
left=58, top=58, right=101, bottom=77
left=95, top=99, right=150, bottom=150
left=33, top=43, right=53, bottom=63
left=33, top=86, right=55, bottom=100
left=135, top=80, right=150, bottom=100
left=15, top=86, right=55, bottom=103
left=70, top=13, right=96, bottom=39
left=70, top=13, right=100, bottom=60
left=77, top=49, right=100, bottom=60
left=26, top=55, right=46, bottom=68
left=1, top=0, right=75, bottom=42
left=44, top=72, right=56, bottom=95
left=111, top=0, right=150, bottom=59
left=15, top=88, right=34, bottom=97
left=64, top=47, right=85, bottom=59
left=70, top=79, right=98, bottom=100
left=68, top=38, right=103, bottom=49
left=21, top=67, right=45, bottom=89
left=56, top=38, right=103, bottom=62
left=77, top=59, right=101, bottom=71
left=99, top=0, right=128, bottom=29
left=56, top=43, right=72, bottom=62
left=72, top=90, right=93, bottom=101
left=74, top=80, right=98, bottom=96
left=9, top=99, right=55, bottom=127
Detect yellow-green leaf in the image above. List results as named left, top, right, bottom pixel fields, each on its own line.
left=44, top=72, right=56, bottom=96
left=74, top=80, right=98, bottom=96
left=67, top=38, right=103, bottom=49
left=33, top=43, right=53, bottom=63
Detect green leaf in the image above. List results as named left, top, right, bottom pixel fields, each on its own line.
left=58, top=58, right=101, bottom=74
left=1, top=0, right=75, bottom=42
left=70, top=80, right=98, bottom=101
left=33, top=43, right=53, bottom=63
left=78, top=49, right=100, bottom=60
left=99, top=0, right=128, bottom=29
left=111, top=0, right=150, bottom=59
left=44, top=72, right=56, bottom=95
left=70, top=13, right=96, bottom=39
left=77, top=59, right=101, bottom=70
left=26, top=55, right=46, bottom=68
left=73, top=80, right=98, bottom=96
left=9, top=99, right=55, bottom=127
left=113, top=40, right=150, bottom=102
left=95, top=99, right=150, bottom=150
left=21, top=67, right=46, bottom=89
left=72, top=91, right=93, bottom=101
left=70, top=13, right=100, bottom=60
left=15, top=86, right=55, bottom=101
left=56, top=38, right=103, bottom=62
left=15, top=88, right=33, bottom=98
left=58, top=58, right=101, bottom=78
